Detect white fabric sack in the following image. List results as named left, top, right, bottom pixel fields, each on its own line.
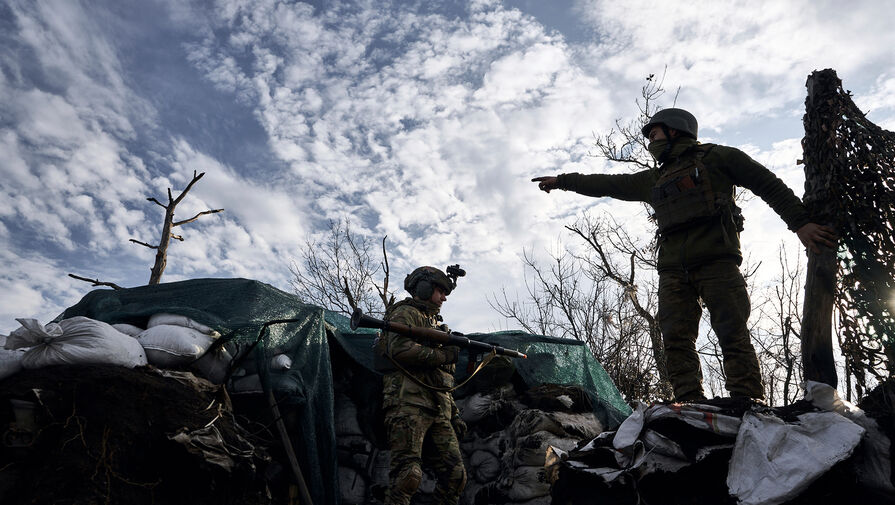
left=230, top=373, right=263, bottom=394
left=469, top=450, right=501, bottom=483
left=236, top=353, right=293, bottom=375
left=0, top=335, right=25, bottom=380
left=112, top=323, right=144, bottom=337
left=338, top=465, right=367, bottom=505
left=137, top=325, right=216, bottom=367
left=147, top=313, right=219, bottom=336
left=727, top=410, right=865, bottom=505
left=507, top=430, right=580, bottom=467
left=498, top=465, right=550, bottom=501
left=192, top=346, right=234, bottom=384
left=335, top=392, right=364, bottom=436
left=9, top=317, right=147, bottom=369
left=805, top=380, right=895, bottom=493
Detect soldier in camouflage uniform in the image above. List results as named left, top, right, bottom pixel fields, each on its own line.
left=533, top=108, right=836, bottom=402
left=377, top=266, right=466, bottom=505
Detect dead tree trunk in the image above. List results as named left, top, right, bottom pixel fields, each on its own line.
left=131, top=171, right=223, bottom=285
left=800, top=70, right=840, bottom=388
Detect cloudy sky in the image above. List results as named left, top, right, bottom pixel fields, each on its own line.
left=1, top=0, right=894, bottom=335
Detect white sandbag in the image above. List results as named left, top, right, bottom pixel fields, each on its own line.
left=334, top=391, right=364, bottom=436
left=112, top=323, right=144, bottom=337
left=548, top=411, right=604, bottom=439
left=0, top=335, right=25, bottom=380
left=229, top=373, right=263, bottom=394
left=507, top=430, right=580, bottom=467
left=497, top=465, right=550, bottom=501
left=804, top=381, right=895, bottom=493
left=460, top=430, right=504, bottom=458
left=509, top=409, right=567, bottom=441
left=192, top=346, right=234, bottom=384
left=469, top=450, right=501, bottom=482
left=457, top=392, right=499, bottom=424
left=147, top=313, right=219, bottom=336
left=236, top=353, right=293, bottom=374
left=11, top=317, right=147, bottom=369
left=338, top=465, right=367, bottom=504
left=728, top=410, right=865, bottom=505
left=5, top=318, right=63, bottom=348
left=137, top=325, right=216, bottom=367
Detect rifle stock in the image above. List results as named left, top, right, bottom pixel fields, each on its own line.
left=350, top=308, right=527, bottom=359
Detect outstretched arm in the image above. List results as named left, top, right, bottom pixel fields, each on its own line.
left=796, top=223, right=838, bottom=254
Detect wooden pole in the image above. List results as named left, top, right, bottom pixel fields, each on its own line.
left=799, top=69, right=840, bottom=388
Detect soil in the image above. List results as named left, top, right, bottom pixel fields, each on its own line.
left=0, top=365, right=274, bottom=505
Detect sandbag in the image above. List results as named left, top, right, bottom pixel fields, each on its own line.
left=338, top=465, right=367, bottom=504
left=506, top=430, right=580, bottom=467
left=549, top=411, right=604, bottom=439
left=469, top=450, right=501, bottom=482
left=8, top=317, right=147, bottom=369
left=509, top=409, right=567, bottom=440
left=334, top=391, right=364, bottom=436
left=192, top=346, right=234, bottom=384
left=112, top=323, right=144, bottom=337
left=137, top=325, right=216, bottom=367
left=0, top=335, right=25, bottom=380
left=147, top=313, right=219, bottom=336
left=235, top=353, right=293, bottom=375
left=498, top=465, right=550, bottom=501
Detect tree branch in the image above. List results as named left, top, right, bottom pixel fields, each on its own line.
left=129, top=239, right=158, bottom=249
left=173, top=208, right=224, bottom=227
left=68, top=274, right=124, bottom=290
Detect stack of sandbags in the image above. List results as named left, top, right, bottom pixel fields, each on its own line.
left=227, top=353, right=294, bottom=393
left=476, top=407, right=603, bottom=504
left=135, top=313, right=233, bottom=383
left=3, top=317, right=147, bottom=370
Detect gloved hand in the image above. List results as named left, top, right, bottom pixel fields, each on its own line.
left=451, top=414, right=467, bottom=440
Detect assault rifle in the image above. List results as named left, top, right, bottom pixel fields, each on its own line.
left=350, top=308, right=527, bottom=360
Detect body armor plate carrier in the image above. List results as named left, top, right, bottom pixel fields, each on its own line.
left=651, top=144, right=743, bottom=236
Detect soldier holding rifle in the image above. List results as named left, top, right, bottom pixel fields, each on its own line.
left=373, top=265, right=468, bottom=505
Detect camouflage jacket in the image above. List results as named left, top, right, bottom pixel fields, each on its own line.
left=556, top=137, right=811, bottom=271
left=380, top=298, right=459, bottom=417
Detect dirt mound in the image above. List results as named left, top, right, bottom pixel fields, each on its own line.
left=0, top=365, right=271, bottom=505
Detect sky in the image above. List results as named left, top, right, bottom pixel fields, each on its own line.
left=1, top=0, right=894, bottom=335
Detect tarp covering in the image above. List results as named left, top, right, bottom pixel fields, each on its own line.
left=330, top=322, right=632, bottom=429
left=61, top=277, right=339, bottom=505
left=61, top=278, right=631, bottom=503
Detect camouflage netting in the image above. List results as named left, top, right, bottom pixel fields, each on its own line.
left=802, top=69, right=895, bottom=391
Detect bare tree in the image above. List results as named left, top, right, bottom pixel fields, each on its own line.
left=489, top=242, right=670, bottom=402
left=130, top=171, right=223, bottom=285
left=69, top=170, right=222, bottom=288
left=289, top=218, right=394, bottom=317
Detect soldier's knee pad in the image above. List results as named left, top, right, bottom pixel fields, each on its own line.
left=447, top=461, right=467, bottom=493
left=396, top=464, right=423, bottom=495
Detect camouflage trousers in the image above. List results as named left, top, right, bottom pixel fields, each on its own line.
left=657, top=261, right=764, bottom=401
left=384, top=405, right=466, bottom=505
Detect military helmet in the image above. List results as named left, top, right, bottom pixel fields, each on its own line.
left=404, top=266, right=453, bottom=299
left=641, top=108, right=698, bottom=139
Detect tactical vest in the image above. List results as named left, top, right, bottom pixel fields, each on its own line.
left=373, top=303, right=445, bottom=373
left=650, top=144, right=743, bottom=236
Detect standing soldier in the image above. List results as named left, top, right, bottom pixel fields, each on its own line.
left=532, top=108, right=836, bottom=402
left=377, top=266, right=467, bottom=505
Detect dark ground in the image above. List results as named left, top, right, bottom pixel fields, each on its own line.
left=0, top=365, right=275, bottom=505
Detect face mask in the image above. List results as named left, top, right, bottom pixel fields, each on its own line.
left=647, top=139, right=669, bottom=161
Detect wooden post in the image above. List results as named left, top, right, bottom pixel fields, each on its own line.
left=799, top=69, right=840, bottom=388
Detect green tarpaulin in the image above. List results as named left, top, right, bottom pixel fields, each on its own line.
left=61, top=278, right=631, bottom=505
